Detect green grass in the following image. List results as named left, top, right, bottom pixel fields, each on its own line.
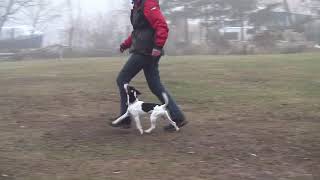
left=1, top=54, right=319, bottom=102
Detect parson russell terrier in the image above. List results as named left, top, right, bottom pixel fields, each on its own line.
left=111, top=84, right=180, bottom=135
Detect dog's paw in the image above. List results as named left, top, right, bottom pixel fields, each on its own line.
left=139, top=130, right=144, bottom=135
left=144, top=129, right=153, bottom=134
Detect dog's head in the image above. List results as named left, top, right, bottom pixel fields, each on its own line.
left=124, top=84, right=141, bottom=103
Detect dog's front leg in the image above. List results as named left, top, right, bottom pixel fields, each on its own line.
left=133, top=116, right=144, bottom=135
left=112, top=111, right=129, bottom=125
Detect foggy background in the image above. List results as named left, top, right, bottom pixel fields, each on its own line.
left=1, top=0, right=320, bottom=60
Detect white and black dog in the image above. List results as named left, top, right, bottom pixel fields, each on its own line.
left=111, top=84, right=179, bottom=135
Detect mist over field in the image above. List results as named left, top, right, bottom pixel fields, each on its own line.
left=1, top=0, right=319, bottom=58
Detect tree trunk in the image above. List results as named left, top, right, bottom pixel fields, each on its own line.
left=68, top=27, right=74, bottom=48
left=66, top=0, right=74, bottom=48
left=31, top=9, right=41, bottom=35
left=240, top=16, right=245, bottom=41
left=240, top=14, right=247, bottom=55
left=0, top=19, right=5, bottom=34
left=283, top=0, right=293, bottom=26
left=0, top=0, right=15, bottom=34
left=183, top=17, right=189, bottom=44
left=204, top=9, right=210, bottom=45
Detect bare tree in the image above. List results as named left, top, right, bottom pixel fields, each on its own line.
left=282, top=0, right=293, bottom=26
left=0, top=0, right=35, bottom=33
left=65, top=0, right=75, bottom=48
left=88, top=14, right=119, bottom=49
left=18, top=0, right=62, bottom=34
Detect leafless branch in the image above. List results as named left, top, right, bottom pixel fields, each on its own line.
left=8, top=0, right=63, bottom=32
left=1, top=0, right=36, bottom=30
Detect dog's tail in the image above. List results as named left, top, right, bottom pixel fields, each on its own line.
left=162, top=92, right=169, bottom=107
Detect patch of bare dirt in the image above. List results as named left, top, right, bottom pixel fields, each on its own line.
left=0, top=88, right=319, bottom=180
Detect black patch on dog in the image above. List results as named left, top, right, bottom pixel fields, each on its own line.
left=142, top=103, right=160, bottom=113
left=128, top=93, right=137, bottom=103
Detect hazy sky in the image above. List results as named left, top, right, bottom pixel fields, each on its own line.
left=77, top=0, right=122, bottom=14
left=52, top=0, right=123, bottom=15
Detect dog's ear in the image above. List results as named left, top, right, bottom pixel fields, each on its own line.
left=135, top=89, right=142, bottom=95
left=127, top=85, right=135, bottom=91
left=124, top=84, right=129, bottom=93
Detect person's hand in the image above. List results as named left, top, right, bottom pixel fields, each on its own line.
left=120, top=44, right=128, bottom=53
left=151, top=47, right=162, bottom=57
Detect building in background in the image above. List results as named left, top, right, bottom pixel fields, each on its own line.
left=0, top=26, right=43, bottom=50
left=255, top=0, right=319, bottom=28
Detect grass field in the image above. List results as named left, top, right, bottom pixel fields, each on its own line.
left=0, top=53, right=319, bottom=180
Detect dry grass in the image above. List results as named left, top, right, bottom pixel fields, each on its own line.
left=0, top=53, right=319, bottom=180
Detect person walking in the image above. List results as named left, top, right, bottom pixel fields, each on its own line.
left=110, top=0, right=187, bottom=132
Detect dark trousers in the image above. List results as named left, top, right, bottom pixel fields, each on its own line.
left=116, top=53, right=185, bottom=123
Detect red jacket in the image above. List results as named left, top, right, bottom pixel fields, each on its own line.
left=122, top=0, right=169, bottom=49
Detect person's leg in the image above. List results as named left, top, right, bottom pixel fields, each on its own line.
left=116, top=54, right=146, bottom=124
left=143, top=56, right=185, bottom=123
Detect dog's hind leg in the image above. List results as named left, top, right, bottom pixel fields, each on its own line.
left=145, top=114, right=157, bottom=134
left=165, top=111, right=180, bottom=131
left=134, top=116, right=144, bottom=135
left=112, top=111, right=129, bottom=125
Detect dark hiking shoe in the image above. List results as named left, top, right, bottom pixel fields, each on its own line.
left=109, top=117, right=132, bottom=129
left=164, top=120, right=188, bottom=132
